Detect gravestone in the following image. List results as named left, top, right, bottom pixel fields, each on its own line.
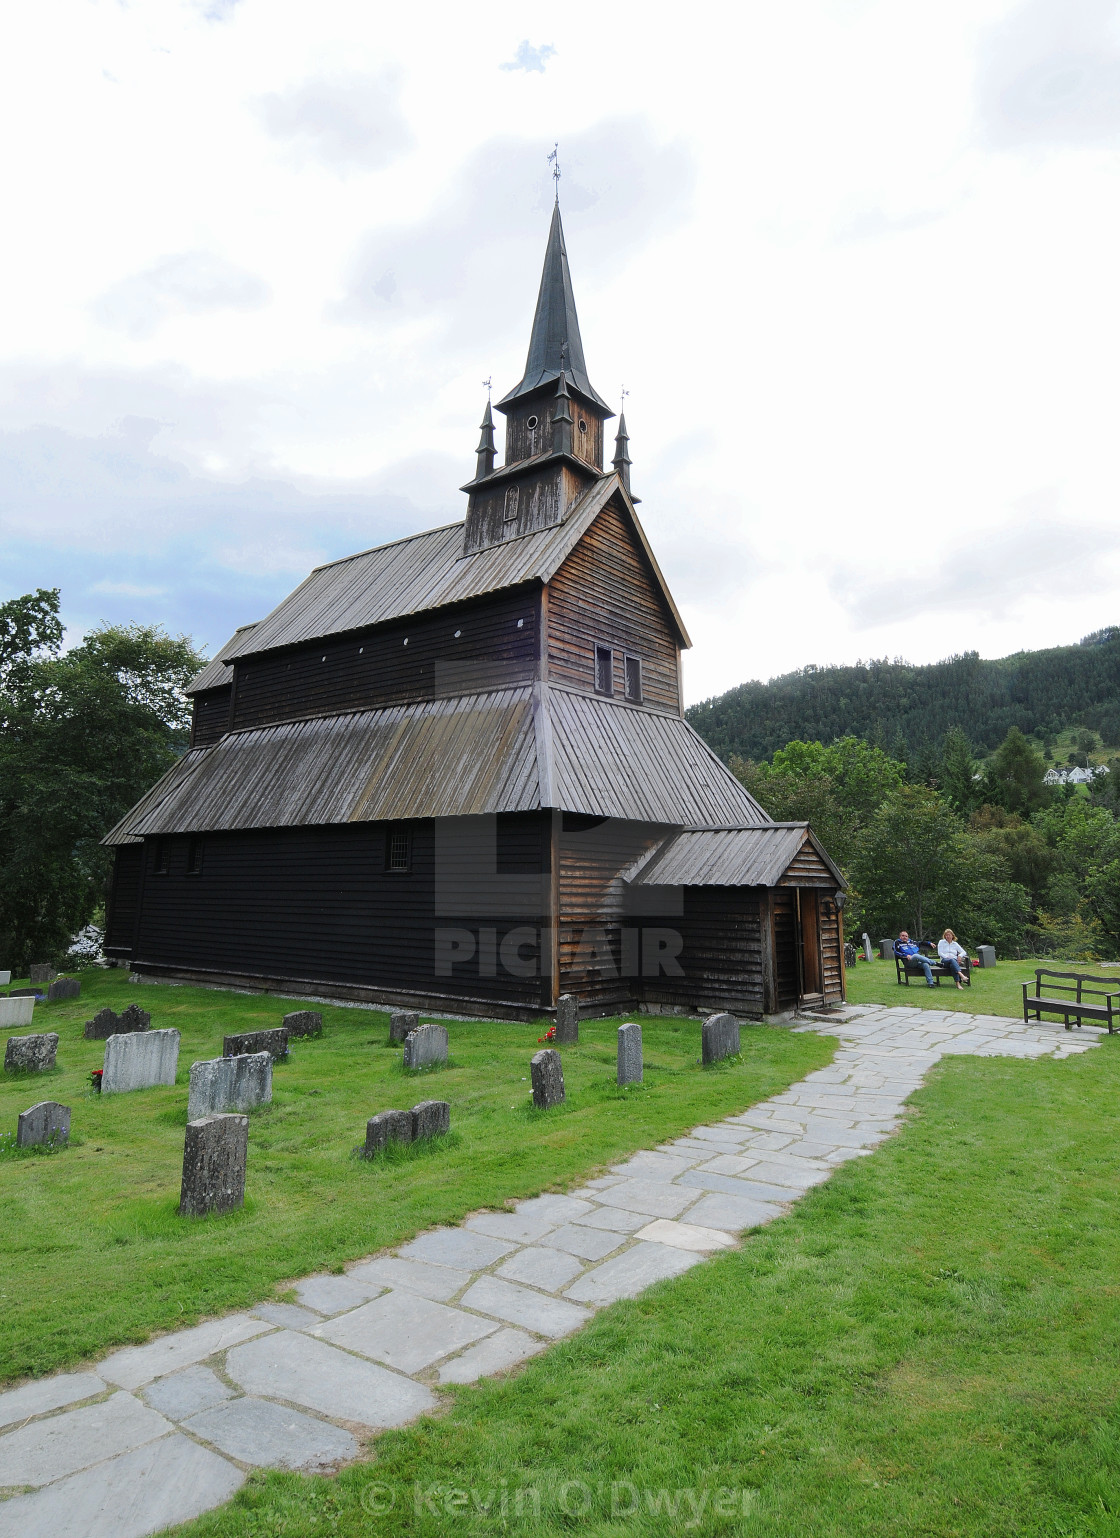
left=188, top=1053, right=272, bottom=1120
left=7, top=988, right=41, bottom=999
left=530, top=1048, right=564, bottom=1108
left=47, top=977, right=80, bottom=1002
left=862, top=932, right=874, bottom=963
left=17, top=1100, right=70, bottom=1148
left=83, top=1002, right=151, bottom=1040
left=701, top=1012, right=740, bottom=1065
left=28, top=965, right=55, bottom=986
left=282, top=1010, right=322, bottom=1039
left=879, top=939, right=896, bottom=960
left=0, top=970, right=10, bottom=986
left=4, top=1033, right=58, bottom=1073
left=403, top=1023, right=448, bottom=1070
left=119, top=1003, right=151, bottom=1033
left=180, top=1114, right=248, bottom=1217
left=0, top=996, right=35, bottom=1028
left=223, top=1028, right=288, bottom=1060
left=977, top=945, right=996, bottom=968
left=389, top=1009, right=419, bottom=1044
left=411, top=1099, right=450, bottom=1139
left=554, top=994, right=579, bottom=1046
left=363, top=1109, right=414, bottom=1155
left=617, top=1022, right=643, bottom=1086
left=102, top=1028, right=180, bottom=1094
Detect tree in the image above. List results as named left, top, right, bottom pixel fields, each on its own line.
left=850, top=785, right=962, bottom=939
left=983, top=727, right=1051, bottom=815
left=0, top=595, right=204, bottom=966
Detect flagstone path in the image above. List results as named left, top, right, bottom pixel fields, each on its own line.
left=0, top=1004, right=1103, bottom=1538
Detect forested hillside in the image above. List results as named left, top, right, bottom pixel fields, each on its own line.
left=687, top=628, right=1120, bottom=765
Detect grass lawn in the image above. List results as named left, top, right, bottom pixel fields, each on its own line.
left=0, top=971, right=829, bottom=1383
left=172, top=1010, right=1120, bottom=1537
left=843, top=954, right=1093, bottom=1020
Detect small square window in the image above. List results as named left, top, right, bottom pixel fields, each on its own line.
left=624, top=655, right=642, bottom=703
left=595, top=644, right=613, bottom=696
left=187, top=837, right=204, bottom=875
left=387, top=829, right=411, bottom=873
left=153, top=838, right=169, bottom=875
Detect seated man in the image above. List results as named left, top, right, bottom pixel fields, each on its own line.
left=896, top=931, right=936, bottom=987
left=937, top=929, right=968, bottom=989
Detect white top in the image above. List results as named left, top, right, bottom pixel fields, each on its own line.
left=937, top=938, right=966, bottom=961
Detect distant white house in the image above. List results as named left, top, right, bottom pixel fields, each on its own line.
left=1043, top=764, right=1110, bottom=786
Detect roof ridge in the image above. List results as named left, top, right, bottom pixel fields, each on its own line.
left=307, top=518, right=466, bottom=574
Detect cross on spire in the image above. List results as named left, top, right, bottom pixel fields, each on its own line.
left=548, top=142, right=560, bottom=203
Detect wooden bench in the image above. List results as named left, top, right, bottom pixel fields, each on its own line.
left=894, top=942, right=971, bottom=988
left=1022, top=970, right=1120, bottom=1032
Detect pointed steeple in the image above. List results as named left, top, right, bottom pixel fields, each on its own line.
left=474, top=399, right=496, bottom=479
left=612, top=411, right=632, bottom=495
left=498, top=204, right=611, bottom=414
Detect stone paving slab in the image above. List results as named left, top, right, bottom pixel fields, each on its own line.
left=635, top=1218, right=737, bottom=1252
left=349, top=1256, right=473, bottom=1302
left=676, top=1170, right=797, bottom=1204
left=569, top=1205, right=649, bottom=1233
left=0, top=1391, right=169, bottom=1488
left=251, top=1302, right=321, bottom=1330
left=590, top=1178, right=698, bottom=1219
left=465, top=1211, right=557, bottom=1245
left=184, top=1397, right=358, bottom=1471
left=315, top=1290, right=498, bottom=1374
left=566, top=1242, right=704, bottom=1305
left=539, top=1222, right=629, bottom=1261
left=0, top=1374, right=105, bottom=1432
left=226, top=1331, right=436, bottom=1429
left=294, top=1275, right=384, bottom=1315
left=496, top=1245, right=585, bottom=1292
left=460, top=1277, right=591, bottom=1339
left=512, top=1194, right=594, bottom=1224
left=141, top=1366, right=233, bottom=1421
left=437, top=1329, right=546, bottom=1385
left=99, top=1316, right=271, bottom=1391
left=398, top=1228, right=516, bottom=1270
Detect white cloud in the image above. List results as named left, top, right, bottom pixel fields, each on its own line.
left=258, top=71, right=414, bottom=172
left=93, top=252, right=270, bottom=339
left=499, top=42, right=556, bottom=74
left=978, top=0, right=1120, bottom=148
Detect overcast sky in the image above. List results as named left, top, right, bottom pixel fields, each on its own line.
left=2, top=0, right=1119, bottom=703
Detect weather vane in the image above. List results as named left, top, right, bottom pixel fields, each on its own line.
left=482, top=376, right=492, bottom=400
left=620, top=386, right=629, bottom=412
left=559, top=340, right=568, bottom=374
left=548, top=142, right=560, bottom=201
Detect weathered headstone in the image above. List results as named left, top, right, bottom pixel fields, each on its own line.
left=617, top=1022, right=643, bottom=1085
left=282, top=1010, right=322, bottom=1039
left=411, top=1099, right=450, bottom=1139
left=977, top=945, right=996, bottom=968
left=554, top=994, right=579, bottom=1046
left=17, top=1101, right=70, bottom=1148
left=530, top=1048, right=564, bottom=1108
left=389, top=1009, right=419, bottom=1044
left=83, top=1003, right=150, bottom=1040
left=362, top=1109, right=414, bottom=1155
left=180, top=1114, right=248, bottom=1217
left=223, top=1028, right=288, bottom=1060
left=28, top=965, right=55, bottom=986
left=47, top=977, right=80, bottom=1003
left=862, top=932, right=874, bottom=963
left=102, top=1028, right=180, bottom=1094
left=8, top=988, right=41, bottom=999
left=879, top=939, right=896, bottom=960
left=0, top=970, right=10, bottom=986
left=119, top=1003, right=151, bottom=1033
left=403, top=1023, right=448, bottom=1070
left=701, top=1012, right=740, bottom=1065
left=188, top=1053, right=272, bottom=1120
left=0, top=997, right=35, bottom=1028
left=4, top=1033, right=58, bottom=1073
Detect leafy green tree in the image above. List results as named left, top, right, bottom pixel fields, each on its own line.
left=0, top=593, right=203, bottom=966
left=940, top=726, right=980, bottom=813
left=983, top=727, right=1051, bottom=815
left=849, top=785, right=962, bottom=939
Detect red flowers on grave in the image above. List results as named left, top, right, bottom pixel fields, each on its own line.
left=536, top=1025, right=557, bottom=1044
left=90, top=1069, right=103, bottom=1092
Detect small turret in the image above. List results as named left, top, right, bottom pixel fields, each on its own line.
left=551, top=371, right=574, bottom=458
left=612, top=411, right=632, bottom=497
left=474, top=400, right=496, bottom=480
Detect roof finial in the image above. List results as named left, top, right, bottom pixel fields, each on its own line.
left=612, top=398, right=633, bottom=498
left=475, top=395, right=496, bottom=480
left=482, top=375, right=492, bottom=401
left=547, top=142, right=560, bottom=204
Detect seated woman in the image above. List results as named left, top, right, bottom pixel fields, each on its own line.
left=937, top=929, right=968, bottom=989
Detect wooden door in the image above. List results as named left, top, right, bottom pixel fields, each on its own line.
left=796, top=889, right=823, bottom=1001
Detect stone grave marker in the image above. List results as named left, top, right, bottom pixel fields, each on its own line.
left=102, top=1028, right=180, bottom=1094
left=282, top=1010, right=322, bottom=1039
left=862, top=932, right=874, bottom=963
left=4, top=1033, right=58, bottom=1073
left=701, top=1012, right=740, bottom=1065
left=977, top=945, right=996, bottom=968
left=47, top=977, right=80, bottom=1002
left=120, top=1003, right=151, bottom=1033
left=530, top=1048, right=564, bottom=1109
left=17, top=1100, right=70, bottom=1148
left=412, top=1100, right=450, bottom=1139
left=362, top=1109, right=414, bottom=1155
left=617, top=1022, right=643, bottom=1085
left=188, top=1053, right=272, bottom=1120
left=83, top=1002, right=151, bottom=1040
left=0, top=996, right=35, bottom=1029
left=223, top=1028, right=288, bottom=1060
left=389, top=1009, right=419, bottom=1044
left=554, top=994, right=579, bottom=1046
left=28, top=965, right=55, bottom=986
left=0, top=970, right=10, bottom=986
left=403, top=1023, right=448, bottom=1071
left=180, top=1114, right=248, bottom=1217
left=7, top=988, right=41, bottom=999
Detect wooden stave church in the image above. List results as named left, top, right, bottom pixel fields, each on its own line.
left=104, top=206, right=846, bottom=1021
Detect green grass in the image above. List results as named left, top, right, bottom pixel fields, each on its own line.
left=0, top=971, right=828, bottom=1382
left=842, top=954, right=1102, bottom=1020
left=170, top=1016, right=1120, bottom=1537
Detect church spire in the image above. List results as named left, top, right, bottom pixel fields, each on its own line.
left=497, top=203, right=611, bottom=414
left=612, top=410, right=632, bottom=496
left=551, top=368, right=574, bottom=457
left=474, top=398, right=496, bottom=479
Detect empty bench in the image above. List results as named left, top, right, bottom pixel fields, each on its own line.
left=1022, top=969, right=1120, bottom=1033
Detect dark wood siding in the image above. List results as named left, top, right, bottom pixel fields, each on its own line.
left=658, top=887, right=767, bottom=1017
left=820, top=895, right=844, bottom=1000
left=547, top=503, right=681, bottom=713
left=557, top=814, right=665, bottom=1010
left=778, top=838, right=839, bottom=888
left=772, top=890, right=799, bottom=1010
left=191, top=686, right=231, bottom=747
left=105, top=845, right=143, bottom=957
left=230, top=591, right=540, bottom=732
left=130, top=813, right=551, bottom=1012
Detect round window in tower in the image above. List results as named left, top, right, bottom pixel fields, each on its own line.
left=527, top=415, right=538, bottom=429
left=578, top=419, right=587, bottom=434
